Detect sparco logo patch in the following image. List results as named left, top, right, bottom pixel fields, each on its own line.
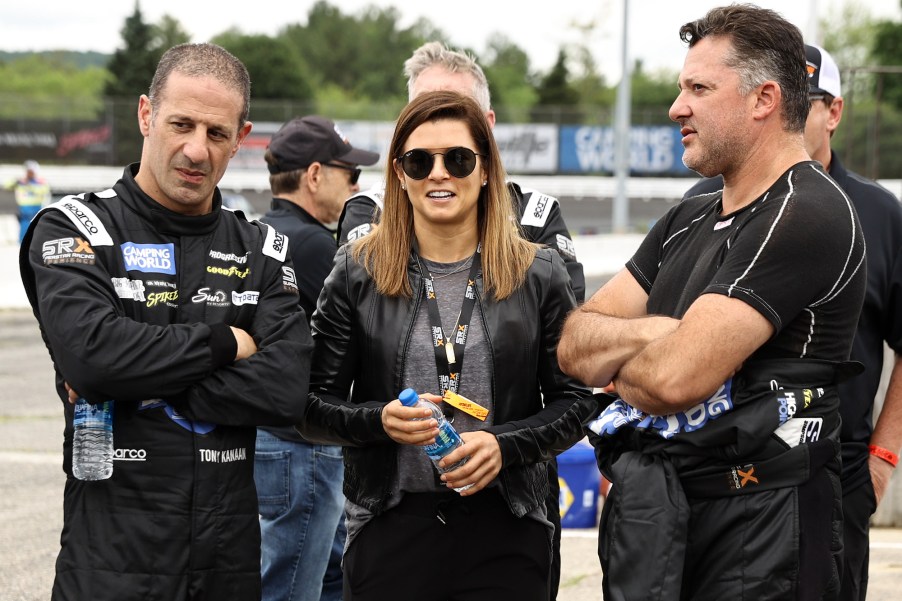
left=121, top=242, right=176, bottom=275
left=62, top=202, right=100, bottom=234
left=113, top=448, right=147, bottom=461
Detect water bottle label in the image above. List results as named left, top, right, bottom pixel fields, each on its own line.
left=74, top=400, right=113, bottom=431
left=424, top=423, right=461, bottom=458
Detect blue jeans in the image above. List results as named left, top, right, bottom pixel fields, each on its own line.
left=255, top=431, right=346, bottom=601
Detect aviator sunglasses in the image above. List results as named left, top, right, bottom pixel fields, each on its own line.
left=396, top=147, right=484, bottom=180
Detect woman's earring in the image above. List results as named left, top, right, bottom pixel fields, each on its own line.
left=481, top=181, right=487, bottom=187
left=401, top=183, right=406, bottom=190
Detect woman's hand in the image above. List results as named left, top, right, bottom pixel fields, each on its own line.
left=380, top=393, right=444, bottom=445
left=438, top=430, right=502, bottom=495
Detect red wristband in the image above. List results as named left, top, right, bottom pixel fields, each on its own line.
left=869, top=445, right=899, bottom=467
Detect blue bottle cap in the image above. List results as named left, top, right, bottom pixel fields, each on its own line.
left=398, top=388, right=419, bottom=407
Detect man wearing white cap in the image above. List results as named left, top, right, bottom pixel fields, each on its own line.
left=5, top=160, right=51, bottom=243
left=684, top=43, right=902, bottom=601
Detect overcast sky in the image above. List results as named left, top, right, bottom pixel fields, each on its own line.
left=3, top=0, right=900, bottom=80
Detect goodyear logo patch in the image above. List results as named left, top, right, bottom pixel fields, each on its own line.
left=206, top=265, right=250, bottom=279
left=121, top=242, right=176, bottom=275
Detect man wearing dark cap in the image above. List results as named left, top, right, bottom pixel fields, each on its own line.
left=682, top=43, right=902, bottom=601
left=254, top=115, right=378, bottom=601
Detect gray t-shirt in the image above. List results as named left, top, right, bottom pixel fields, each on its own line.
left=397, top=255, right=494, bottom=493
left=344, top=256, right=550, bottom=552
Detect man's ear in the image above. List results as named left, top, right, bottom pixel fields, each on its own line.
left=231, top=121, right=253, bottom=158
left=826, top=97, right=844, bottom=134
left=305, top=163, right=323, bottom=192
left=752, top=80, right=781, bottom=121
left=137, top=95, right=153, bottom=137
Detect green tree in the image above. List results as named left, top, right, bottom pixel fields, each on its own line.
left=532, top=49, right=580, bottom=123
left=631, top=60, right=678, bottom=124
left=280, top=1, right=437, bottom=111
left=566, top=34, right=613, bottom=125
left=152, top=15, right=191, bottom=54
left=871, top=20, right=902, bottom=109
left=213, top=31, right=312, bottom=101
left=482, top=34, right=538, bottom=122
left=0, top=55, right=108, bottom=120
left=103, top=2, right=157, bottom=99
left=103, top=2, right=159, bottom=163
left=212, top=32, right=314, bottom=120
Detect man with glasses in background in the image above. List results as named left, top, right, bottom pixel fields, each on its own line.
left=683, top=44, right=902, bottom=601
left=255, top=115, right=378, bottom=601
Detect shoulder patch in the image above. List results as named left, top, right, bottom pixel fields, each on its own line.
left=262, top=223, right=289, bottom=262
left=46, top=196, right=114, bottom=247
left=519, top=187, right=558, bottom=228
left=346, top=223, right=373, bottom=242
left=355, top=184, right=385, bottom=210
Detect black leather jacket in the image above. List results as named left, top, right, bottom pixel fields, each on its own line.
left=299, top=245, right=596, bottom=517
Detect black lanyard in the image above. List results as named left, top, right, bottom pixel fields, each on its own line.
left=417, top=246, right=482, bottom=398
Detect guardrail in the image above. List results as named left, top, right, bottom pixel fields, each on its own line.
left=7, top=164, right=899, bottom=202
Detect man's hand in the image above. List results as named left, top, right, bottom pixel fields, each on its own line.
left=869, top=454, right=895, bottom=505
left=230, top=326, right=258, bottom=361
left=64, top=381, right=79, bottom=404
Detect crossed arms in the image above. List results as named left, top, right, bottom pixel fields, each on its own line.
left=557, top=268, right=773, bottom=415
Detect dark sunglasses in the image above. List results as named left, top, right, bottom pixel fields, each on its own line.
left=396, top=147, right=483, bottom=180
left=324, top=163, right=361, bottom=185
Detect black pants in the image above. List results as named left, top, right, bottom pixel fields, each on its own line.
left=680, top=463, right=842, bottom=601
left=839, top=480, right=877, bottom=601
left=343, top=489, right=552, bottom=601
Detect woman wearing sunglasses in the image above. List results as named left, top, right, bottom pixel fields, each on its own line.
left=298, top=90, right=594, bottom=601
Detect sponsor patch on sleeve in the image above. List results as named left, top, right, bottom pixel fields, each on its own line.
left=281, top=266, right=299, bottom=294
left=519, top=188, right=558, bottom=228
left=48, top=196, right=114, bottom=247
left=556, top=234, right=577, bottom=259
left=262, top=224, right=289, bottom=262
left=42, top=237, right=96, bottom=265
left=346, top=223, right=372, bottom=242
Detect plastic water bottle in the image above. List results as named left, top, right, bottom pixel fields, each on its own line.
left=398, top=388, right=472, bottom=492
left=72, top=397, right=114, bottom=481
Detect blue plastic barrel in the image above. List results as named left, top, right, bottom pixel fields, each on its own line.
left=558, top=438, right=601, bottom=528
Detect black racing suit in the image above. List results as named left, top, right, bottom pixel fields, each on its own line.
left=590, top=359, right=859, bottom=601
left=19, top=164, right=314, bottom=601
left=684, top=155, right=902, bottom=601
